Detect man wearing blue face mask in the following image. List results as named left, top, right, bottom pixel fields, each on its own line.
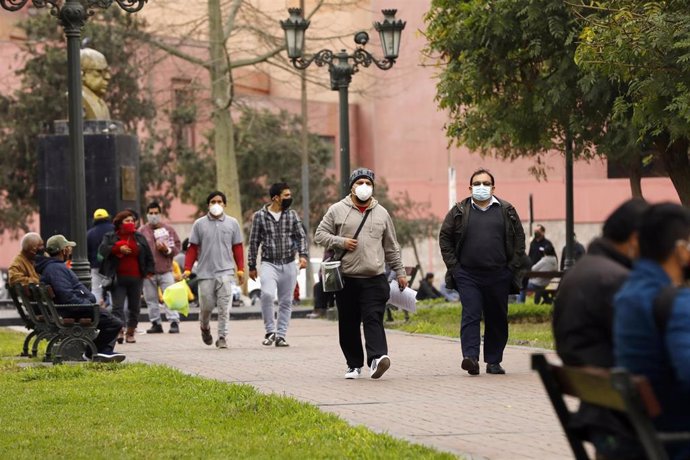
left=439, top=169, right=525, bottom=376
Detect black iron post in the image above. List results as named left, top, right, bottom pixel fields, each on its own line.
left=563, top=130, right=575, bottom=270
left=63, top=0, right=90, bottom=285
left=0, top=0, right=147, bottom=286
left=332, top=51, right=353, bottom=196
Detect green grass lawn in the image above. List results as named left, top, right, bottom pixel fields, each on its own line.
left=0, top=329, right=453, bottom=459
left=386, top=300, right=554, bottom=350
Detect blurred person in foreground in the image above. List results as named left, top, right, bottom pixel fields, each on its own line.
left=553, top=198, right=648, bottom=460
left=613, top=203, right=690, bottom=460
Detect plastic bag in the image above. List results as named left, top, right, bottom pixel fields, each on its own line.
left=321, top=260, right=344, bottom=292
left=162, top=280, right=190, bottom=317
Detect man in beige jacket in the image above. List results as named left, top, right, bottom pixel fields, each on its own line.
left=315, top=168, right=407, bottom=380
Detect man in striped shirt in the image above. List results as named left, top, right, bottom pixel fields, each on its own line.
left=248, top=182, right=308, bottom=347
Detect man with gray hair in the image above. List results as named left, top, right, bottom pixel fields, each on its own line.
left=8, top=232, right=44, bottom=286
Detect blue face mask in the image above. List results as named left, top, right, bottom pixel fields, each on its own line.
left=472, top=185, right=492, bottom=201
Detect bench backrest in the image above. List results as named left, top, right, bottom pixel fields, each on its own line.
left=531, top=353, right=687, bottom=460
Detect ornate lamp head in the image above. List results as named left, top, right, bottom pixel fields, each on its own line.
left=374, top=9, right=406, bottom=60
left=280, top=7, right=310, bottom=60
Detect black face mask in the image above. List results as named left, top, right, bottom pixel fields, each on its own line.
left=281, top=198, right=293, bottom=210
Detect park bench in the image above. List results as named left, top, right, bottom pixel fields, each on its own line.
left=522, top=270, right=564, bottom=303
left=29, top=283, right=100, bottom=363
left=531, top=353, right=690, bottom=460
left=9, top=283, right=58, bottom=358
left=386, top=265, right=419, bottom=322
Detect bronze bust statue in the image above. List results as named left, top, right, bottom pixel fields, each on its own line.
left=81, top=48, right=111, bottom=120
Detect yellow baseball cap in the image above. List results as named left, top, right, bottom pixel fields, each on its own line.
left=93, top=208, right=109, bottom=219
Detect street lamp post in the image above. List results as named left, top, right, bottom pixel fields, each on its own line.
left=281, top=8, right=405, bottom=196
left=0, top=0, right=147, bottom=286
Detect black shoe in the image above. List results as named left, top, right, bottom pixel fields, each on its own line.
left=486, top=363, right=506, bottom=374
left=169, top=322, right=180, bottom=334
left=262, top=332, right=276, bottom=346
left=146, top=321, right=164, bottom=334
left=201, top=327, right=213, bottom=346
left=274, top=336, right=289, bottom=347
left=461, top=357, right=480, bottom=376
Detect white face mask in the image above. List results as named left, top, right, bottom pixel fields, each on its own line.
left=354, top=184, right=373, bottom=201
left=209, top=203, right=224, bottom=217
left=147, top=214, right=161, bottom=225
left=471, top=185, right=492, bottom=202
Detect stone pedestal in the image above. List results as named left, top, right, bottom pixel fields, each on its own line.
left=37, top=121, right=139, bottom=240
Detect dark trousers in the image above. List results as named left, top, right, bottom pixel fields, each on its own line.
left=62, top=307, right=122, bottom=355
left=453, top=266, right=512, bottom=364
left=335, top=274, right=390, bottom=368
left=94, top=309, right=123, bottom=354
left=112, top=276, right=143, bottom=328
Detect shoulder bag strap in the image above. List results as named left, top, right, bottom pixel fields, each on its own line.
left=333, top=209, right=371, bottom=261
left=352, top=209, right=371, bottom=240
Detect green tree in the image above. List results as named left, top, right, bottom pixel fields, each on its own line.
left=424, top=1, right=607, bottom=169
left=170, top=105, right=337, bottom=231
left=137, top=0, right=345, bottom=229
left=0, top=10, right=160, bottom=233
left=574, top=0, right=690, bottom=204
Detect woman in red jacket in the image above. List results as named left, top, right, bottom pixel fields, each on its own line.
left=98, top=210, right=155, bottom=343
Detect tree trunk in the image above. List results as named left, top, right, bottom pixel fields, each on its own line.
left=411, top=238, right=424, bottom=280
left=208, top=0, right=242, bottom=220
left=655, top=136, right=690, bottom=206
left=628, top=157, right=643, bottom=199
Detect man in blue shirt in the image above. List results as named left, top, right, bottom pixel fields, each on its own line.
left=614, top=203, right=690, bottom=459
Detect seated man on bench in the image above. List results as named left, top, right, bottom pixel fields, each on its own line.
left=614, top=203, right=690, bottom=459
left=8, top=232, right=44, bottom=286
left=35, top=234, right=125, bottom=363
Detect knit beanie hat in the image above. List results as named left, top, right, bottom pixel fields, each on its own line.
left=349, top=168, right=375, bottom=189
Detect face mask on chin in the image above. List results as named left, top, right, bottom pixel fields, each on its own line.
left=471, top=185, right=492, bottom=202
left=354, top=184, right=373, bottom=202
left=209, top=203, right=223, bottom=217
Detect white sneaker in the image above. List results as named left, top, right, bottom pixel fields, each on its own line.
left=370, top=355, right=390, bottom=379
left=93, top=353, right=126, bottom=363
left=344, top=367, right=362, bottom=379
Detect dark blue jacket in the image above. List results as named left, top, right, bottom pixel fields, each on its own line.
left=614, top=259, right=690, bottom=440
left=87, top=220, right=115, bottom=268
left=34, top=256, right=96, bottom=305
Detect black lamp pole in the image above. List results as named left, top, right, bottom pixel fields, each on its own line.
left=563, top=129, right=575, bottom=271
left=281, top=8, right=405, bottom=197
left=1, top=0, right=147, bottom=286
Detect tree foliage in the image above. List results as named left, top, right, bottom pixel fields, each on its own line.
left=168, top=105, right=337, bottom=232
left=424, top=0, right=690, bottom=203
left=424, top=0, right=611, bottom=174
left=0, top=9, right=159, bottom=233
left=574, top=0, right=690, bottom=203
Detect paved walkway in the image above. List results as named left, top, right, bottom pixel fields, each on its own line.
left=100, top=318, right=573, bottom=460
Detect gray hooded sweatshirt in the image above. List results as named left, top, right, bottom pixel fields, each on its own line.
left=314, top=196, right=405, bottom=279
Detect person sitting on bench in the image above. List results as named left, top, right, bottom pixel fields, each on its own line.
left=35, top=234, right=125, bottom=363
left=553, top=198, right=649, bottom=459
left=614, top=203, right=690, bottom=460
left=416, top=272, right=443, bottom=301
left=8, top=232, right=44, bottom=286
left=522, top=244, right=558, bottom=304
